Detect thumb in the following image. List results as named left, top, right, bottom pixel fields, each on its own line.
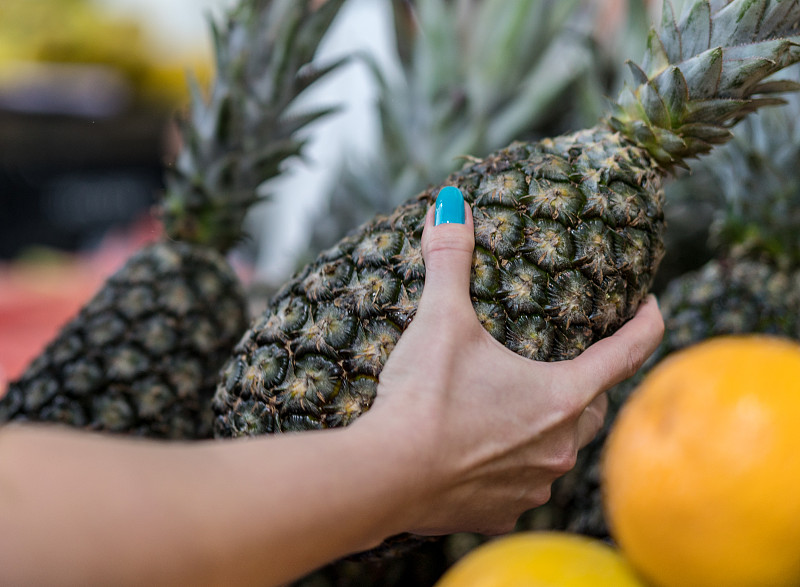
left=418, top=186, right=475, bottom=313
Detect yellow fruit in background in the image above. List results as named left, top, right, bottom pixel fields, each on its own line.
left=434, top=532, right=645, bottom=587
left=603, top=335, right=800, bottom=587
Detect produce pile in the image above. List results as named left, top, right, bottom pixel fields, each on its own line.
left=4, top=1, right=800, bottom=585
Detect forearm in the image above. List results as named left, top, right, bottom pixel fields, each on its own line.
left=0, top=422, right=424, bottom=586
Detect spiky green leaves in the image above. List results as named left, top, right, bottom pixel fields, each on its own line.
left=609, top=0, right=800, bottom=168
left=162, top=0, right=348, bottom=252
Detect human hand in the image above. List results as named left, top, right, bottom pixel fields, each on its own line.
left=358, top=192, right=664, bottom=537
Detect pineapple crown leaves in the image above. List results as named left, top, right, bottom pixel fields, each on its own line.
left=162, top=0, right=348, bottom=253
left=608, top=0, right=800, bottom=170
left=673, top=91, right=800, bottom=266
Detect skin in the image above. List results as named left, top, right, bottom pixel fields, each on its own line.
left=0, top=204, right=663, bottom=586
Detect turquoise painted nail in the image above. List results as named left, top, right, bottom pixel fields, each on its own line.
left=434, top=186, right=465, bottom=225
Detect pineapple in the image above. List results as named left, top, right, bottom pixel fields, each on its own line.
left=532, top=90, right=800, bottom=541
left=0, top=0, right=347, bottom=438
left=214, top=0, right=800, bottom=434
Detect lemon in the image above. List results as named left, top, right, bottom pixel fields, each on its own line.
left=435, top=531, right=645, bottom=586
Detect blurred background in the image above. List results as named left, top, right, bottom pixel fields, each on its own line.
left=1, top=0, right=668, bottom=387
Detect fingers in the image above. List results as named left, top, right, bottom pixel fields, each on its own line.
left=567, top=295, right=664, bottom=405
left=417, top=187, right=476, bottom=315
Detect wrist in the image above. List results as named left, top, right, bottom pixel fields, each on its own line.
left=346, top=409, right=442, bottom=539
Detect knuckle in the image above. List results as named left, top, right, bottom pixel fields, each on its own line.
left=548, top=444, right=578, bottom=476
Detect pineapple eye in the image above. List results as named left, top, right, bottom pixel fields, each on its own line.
left=476, top=170, right=527, bottom=207
left=607, top=180, right=647, bottom=226
left=247, top=345, right=290, bottom=394
left=21, top=378, right=59, bottom=412
left=614, top=227, right=651, bottom=279
left=523, top=218, right=573, bottom=273
left=159, top=282, right=195, bottom=316
left=572, top=218, right=616, bottom=282
left=324, top=375, right=377, bottom=428
left=63, top=359, right=103, bottom=396
left=392, top=239, right=425, bottom=282
left=347, top=320, right=401, bottom=377
left=507, top=315, right=555, bottom=361
left=521, top=152, right=573, bottom=182
left=553, top=325, right=594, bottom=361
left=92, top=393, right=135, bottom=433
left=352, top=231, right=404, bottom=267
left=470, top=247, right=501, bottom=298
left=590, top=277, right=628, bottom=334
left=40, top=396, right=87, bottom=428
left=545, top=270, right=593, bottom=328
left=51, top=333, right=83, bottom=364
left=293, top=304, right=357, bottom=357
left=473, top=205, right=524, bottom=258
left=527, top=179, right=584, bottom=227
left=344, top=268, right=401, bottom=318
left=167, top=357, right=203, bottom=401
left=472, top=300, right=507, bottom=343
left=107, top=347, right=150, bottom=381
left=277, top=355, right=342, bottom=414
left=134, top=316, right=178, bottom=354
left=229, top=400, right=276, bottom=436
left=118, top=285, right=156, bottom=319
left=499, top=258, right=548, bottom=319
left=302, top=260, right=354, bottom=301
left=134, top=379, right=175, bottom=420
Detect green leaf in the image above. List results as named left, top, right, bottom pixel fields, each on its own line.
left=626, top=60, right=650, bottom=86
left=653, top=65, right=690, bottom=126
left=642, top=28, right=671, bottom=77
left=718, top=57, right=776, bottom=97
left=749, top=79, right=800, bottom=95
left=660, top=0, right=682, bottom=63
left=679, top=122, right=733, bottom=143
left=710, top=0, right=768, bottom=47
left=641, top=81, right=671, bottom=128
left=679, top=47, right=722, bottom=99
left=685, top=97, right=750, bottom=123
left=679, top=0, right=711, bottom=60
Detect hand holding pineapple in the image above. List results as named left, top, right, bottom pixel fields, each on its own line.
left=0, top=199, right=663, bottom=587
left=355, top=195, right=663, bottom=538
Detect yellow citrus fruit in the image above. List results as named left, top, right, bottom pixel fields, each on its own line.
left=434, top=531, right=645, bottom=587
left=602, top=335, right=800, bottom=587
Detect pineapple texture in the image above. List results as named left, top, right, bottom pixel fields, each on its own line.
left=0, top=243, right=248, bottom=438
left=213, top=129, right=666, bottom=436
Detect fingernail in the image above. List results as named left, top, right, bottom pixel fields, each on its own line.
left=434, top=186, right=465, bottom=225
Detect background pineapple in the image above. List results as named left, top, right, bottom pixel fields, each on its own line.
left=0, top=0, right=348, bottom=438
left=213, top=0, right=800, bottom=578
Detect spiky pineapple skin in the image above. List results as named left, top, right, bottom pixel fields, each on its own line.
left=213, top=126, right=665, bottom=437
left=1, top=242, right=248, bottom=439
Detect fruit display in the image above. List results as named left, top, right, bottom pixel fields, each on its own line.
left=434, top=531, right=645, bottom=587
left=213, top=0, right=800, bottom=469
left=0, top=0, right=348, bottom=438
left=603, top=335, right=800, bottom=587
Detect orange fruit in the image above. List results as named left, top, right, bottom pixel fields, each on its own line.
left=434, top=531, right=645, bottom=587
left=602, top=335, right=800, bottom=587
